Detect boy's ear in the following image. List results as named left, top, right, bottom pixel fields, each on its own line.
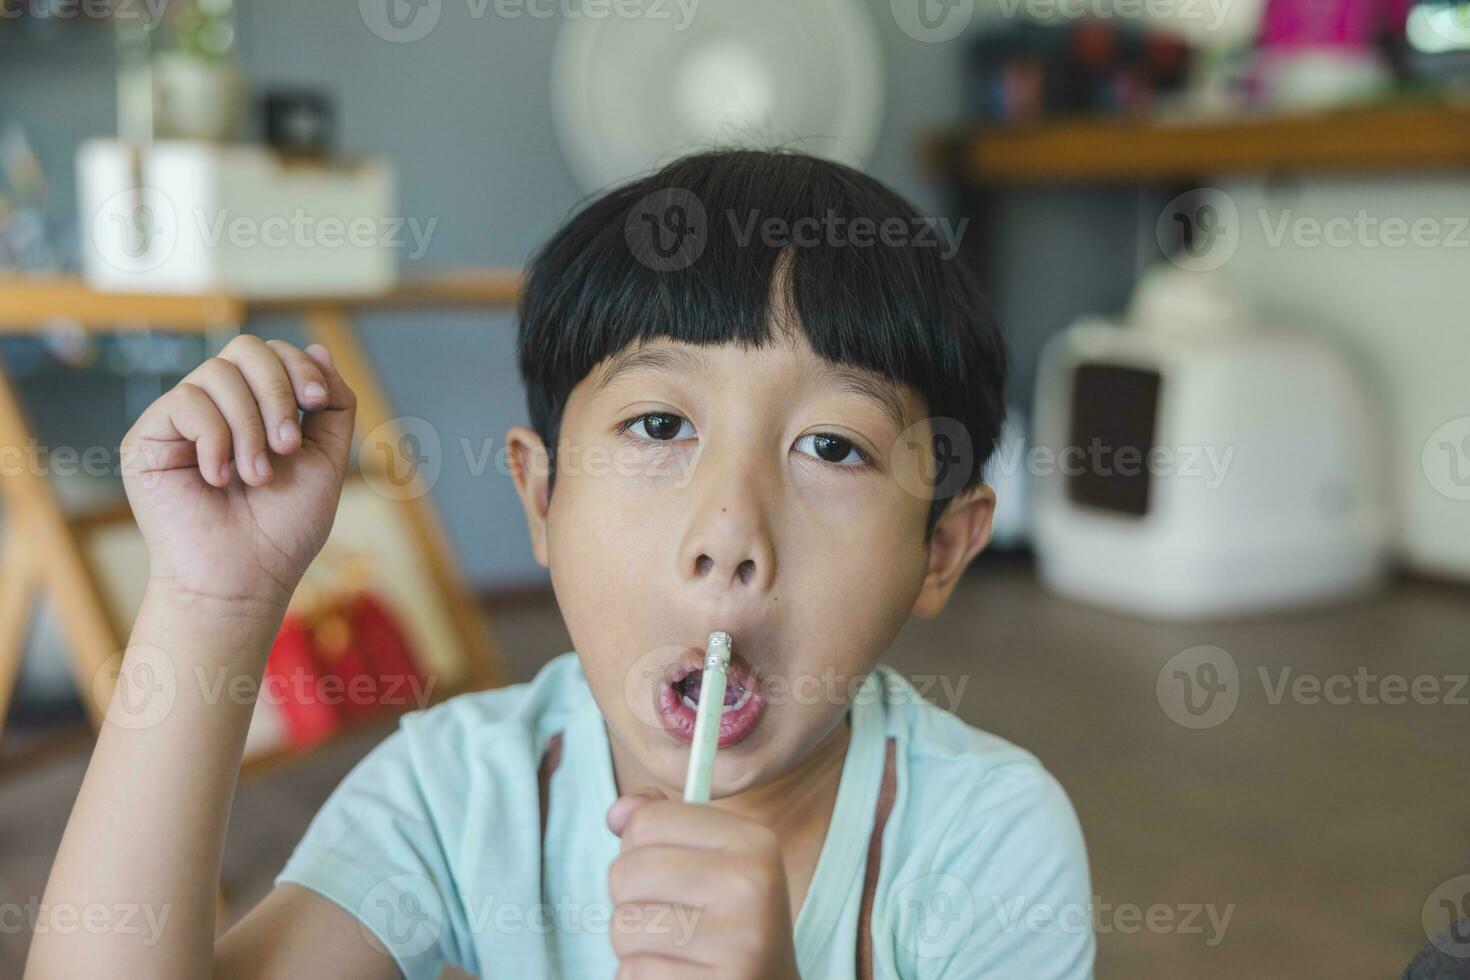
left=505, top=425, right=552, bottom=568
left=910, top=484, right=996, bottom=619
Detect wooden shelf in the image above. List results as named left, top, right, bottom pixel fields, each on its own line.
left=0, top=268, right=523, bottom=333
left=925, top=102, right=1470, bottom=185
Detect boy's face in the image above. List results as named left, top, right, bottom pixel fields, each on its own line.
left=507, top=322, right=994, bottom=797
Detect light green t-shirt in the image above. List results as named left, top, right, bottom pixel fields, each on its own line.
left=276, top=652, right=1094, bottom=978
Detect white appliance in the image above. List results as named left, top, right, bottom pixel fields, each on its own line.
left=550, top=0, right=884, bottom=192
left=1031, top=265, right=1389, bottom=619
left=1219, top=174, right=1470, bottom=582
left=78, top=139, right=398, bottom=297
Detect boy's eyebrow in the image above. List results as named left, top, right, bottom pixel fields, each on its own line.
left=811, top=362, right=912, bottom=435
left=594, top=345, right=709, bottom=395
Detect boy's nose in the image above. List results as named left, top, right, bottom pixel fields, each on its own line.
left=695, top=553, right=758, bottom=585
left=683, top=511, right=776, bottom=595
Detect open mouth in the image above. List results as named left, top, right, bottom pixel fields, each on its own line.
left=672, top=668, right=754, bottom=713
left=655, top=654, right=765, bottom=748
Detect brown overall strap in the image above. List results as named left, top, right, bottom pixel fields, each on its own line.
left=856, top=737, right=898, bottom=980
left=537, top=731, right=565, bottom=844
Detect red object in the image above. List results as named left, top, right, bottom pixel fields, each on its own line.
left=264, top=614, right=339, bottom=748
left=351, top=593, right=423, bottom=704
left=263, top=591, right=425, bottom=747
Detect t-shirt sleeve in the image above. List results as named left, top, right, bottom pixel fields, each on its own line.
left=906, top=764, right=1095, bottom=980
left=273, top=722, right=470, bottom=980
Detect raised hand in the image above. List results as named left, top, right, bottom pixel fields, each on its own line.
left=120, top=335, right=357, bottom=611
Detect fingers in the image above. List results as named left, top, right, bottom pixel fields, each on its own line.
left=154, top=336, right=354, bottom=487
left=615, top=952, right=716, bottom=980
left=183, top=356, right=273, bottom=485
left=607, top=789, right=668, bottom=836
left=298, top=343, right=357, bottom=467
left=166, top=383, right=234, bottom=487
left=210, top=335, right=303, bottom=458
left=609, top=846, right=734, bottom=910
left=614, top=798, right=769, bottom=855
left=265, top=339, right=331, bottom=412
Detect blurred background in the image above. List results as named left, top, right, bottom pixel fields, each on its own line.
left=2, top=0, right=1469, bottom=976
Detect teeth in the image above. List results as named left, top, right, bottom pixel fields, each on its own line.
left=725, top=685, right=752, bottom=713
left=676, top=677, right=753, bottom=713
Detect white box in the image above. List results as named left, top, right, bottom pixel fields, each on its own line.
left=78, top=139, right=399, bottom=298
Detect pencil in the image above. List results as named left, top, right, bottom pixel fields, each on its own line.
left=682, top=630, right=732, bottom=804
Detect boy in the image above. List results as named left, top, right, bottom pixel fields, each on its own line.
left=29, top=150, right=1094, bottom=979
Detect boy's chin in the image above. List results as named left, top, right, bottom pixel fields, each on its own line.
left=624, top=720, right=777, bottom=798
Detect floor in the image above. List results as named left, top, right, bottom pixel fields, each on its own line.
left=2, top=556, right=1466, bottom=978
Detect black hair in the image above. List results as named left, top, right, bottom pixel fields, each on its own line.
left=515, top=148, right=1006, bottom=540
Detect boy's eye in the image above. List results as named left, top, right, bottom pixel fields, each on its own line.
left=620, top=412, right=695, bottom=442
left=793, top=433, right=869, bottom=467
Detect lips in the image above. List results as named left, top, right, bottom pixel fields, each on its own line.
left=654, top=649, right=765, bottom=748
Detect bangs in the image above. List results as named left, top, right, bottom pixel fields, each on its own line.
left=516, top=148, right=1006, bottom=531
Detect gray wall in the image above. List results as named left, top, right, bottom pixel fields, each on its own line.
left=1, top=2, right=1135, bottom=589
